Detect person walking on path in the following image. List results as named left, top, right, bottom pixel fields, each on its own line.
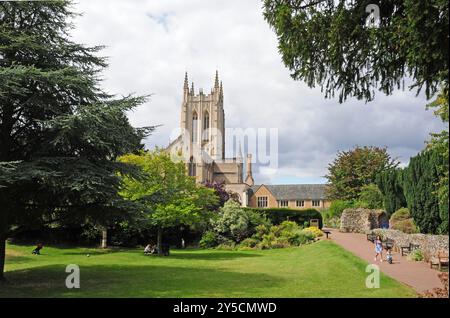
left=374, top=235, right=383, bottom=262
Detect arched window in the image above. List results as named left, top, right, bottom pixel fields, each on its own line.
left=188, top=156, right=196, bottom=177
left=192, top=112, right=198, bottom=143
left=203, top=111, right=210, bottom=141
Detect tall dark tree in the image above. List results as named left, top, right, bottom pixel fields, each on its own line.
left=263, top=0, right=449, bottom=102
left=325, top=146, right=398, bottom=200
left=402, top=149, right=447, bottom=234
left=0, top=1, right=153, bottom=280
left=426, top=86, right=449, bottom=212
left=376, top=168, right=407, bottom=215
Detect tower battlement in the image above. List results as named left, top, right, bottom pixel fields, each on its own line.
left=180, top=71, right=225, bottom=161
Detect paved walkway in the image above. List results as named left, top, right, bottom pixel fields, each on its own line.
left=326, top=229, right=443, bottom=293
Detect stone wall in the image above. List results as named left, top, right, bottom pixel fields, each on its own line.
left=340, top=208, right=388, bottom=233
left=373, top=229, right=449, bottom=260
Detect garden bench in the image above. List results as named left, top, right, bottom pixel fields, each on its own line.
left=430, top=251, right=449, bottom=271
left=400, top=243, right=420, bottom=256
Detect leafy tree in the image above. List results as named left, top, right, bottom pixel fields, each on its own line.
left=203, top=181, right=231, bottom=209
left=325, top=146, right=398, bottom=200
left=402, top=149, right=447, bottom=234
left=376, top=168, right=407, bottom=215
left=263, top=0, right=449, bottom=102
left=358, top=184, right=384, bottom=209
left=426, top=86, right=449, bottom=214
left=0, top=1, right=153, bottom=281
left=327, top=200, right=354, bottom=218
left=118, top=150, right=218, bottom=255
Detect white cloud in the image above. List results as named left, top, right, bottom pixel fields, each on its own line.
left=70, top=0, right=446, bottom=185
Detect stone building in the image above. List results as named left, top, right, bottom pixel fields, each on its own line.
left=248, top=184, right=331, bottom=210
left=166, top=71, right=329, bottom=208
left=166, top=71, right=254, bottom=205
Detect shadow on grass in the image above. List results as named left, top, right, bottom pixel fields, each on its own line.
left=1, top=263, right=281, bottom=298
left=164, top=251, right=261, bottom=260
left=4, top=255, right=32, bottom=264
left=8, top=242, right=129, bottom=254
left=61, top=248, right=129, bottom=256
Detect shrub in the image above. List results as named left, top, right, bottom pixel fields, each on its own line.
left=408, top=249, right=424, bottom=262
left=199, top=231, right=218, bottom=248
left=390, top=208, right=411, bottom=222
left=213, top=200, right=271, bottom=243
left=391, top=219, right=419, bottom=234
left=216, top=242, right=236, bottom=250
left=323, top=216, right=340, bottom=229
left=290, top=229, right=315, bottom=245
left=390, top=208, right=419, bottom=234
left=258, top=232, right=276, bottom=250
left=251, top=221, right=316, bottom=249
left=419, top=273, right=449, bottom=298
left=246, top=207, right=322, bottom=228
left=240, top=237, right=259, bottom=248
left=302, top=226, right=324, bottom=238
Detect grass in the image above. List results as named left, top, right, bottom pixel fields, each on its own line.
left=0, top=240, right=416, bottom=298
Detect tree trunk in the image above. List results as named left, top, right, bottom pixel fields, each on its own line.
left=0, top=236, right=6, bottom=282
left=157, top=228, right=163, bottom=256
left=101, top=228, right=107, bottom=249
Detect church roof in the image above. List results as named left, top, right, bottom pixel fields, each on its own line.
left=249, top=184, right=328, bottom=200
left=166, top=134, right=182, bottom=150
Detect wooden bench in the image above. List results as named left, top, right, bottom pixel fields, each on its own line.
left=400, top=243, right=420, bottom=256
left=430, top=251, right=449, bottom=271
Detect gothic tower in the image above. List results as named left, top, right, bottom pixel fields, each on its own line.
left=180, top=71, right=225, bottom=162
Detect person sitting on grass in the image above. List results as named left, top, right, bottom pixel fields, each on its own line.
left=144, top=243, right=157, bottom=255
left=32, top=243, right=43, bottom=255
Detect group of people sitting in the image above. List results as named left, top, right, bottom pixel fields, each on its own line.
left=144, top=242, right=170, bottom=256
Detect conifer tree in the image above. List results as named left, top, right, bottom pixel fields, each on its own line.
left=0, top=1, right=153, bottom=280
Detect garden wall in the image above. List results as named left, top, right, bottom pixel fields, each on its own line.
left=373, top=229, right=449, bottom=260
left=339, top=208, right=388, bottom=233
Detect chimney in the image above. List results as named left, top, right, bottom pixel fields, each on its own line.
left=245, top=154, right=254, bottom=186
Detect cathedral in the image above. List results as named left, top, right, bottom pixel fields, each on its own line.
left=167, top=71, right=330, bottom=210
left=166, top=71, right=254, bottom=206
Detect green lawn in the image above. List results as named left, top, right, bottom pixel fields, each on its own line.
left=1, top=240, right=416, bottom=298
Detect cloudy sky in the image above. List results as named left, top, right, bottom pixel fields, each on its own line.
left=70, top=0, right=445, bottom=185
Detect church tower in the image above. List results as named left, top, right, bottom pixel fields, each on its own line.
left=167, top=71, right=252, bottom=204
left=180, top=71, right=225, bottom=162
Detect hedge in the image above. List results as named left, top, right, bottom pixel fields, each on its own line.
left=244, top=207, right=323, bottom=229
